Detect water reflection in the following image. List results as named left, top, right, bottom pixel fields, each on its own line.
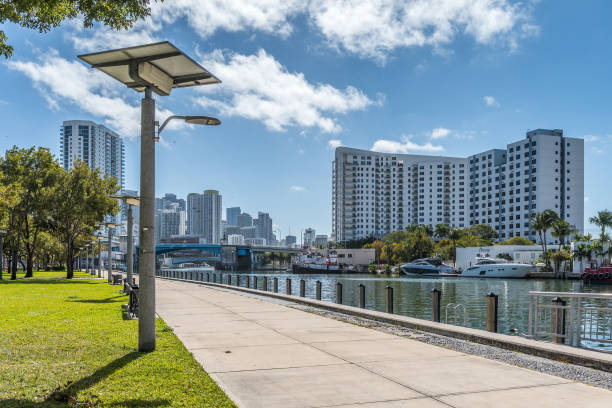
left=226, top=270, right=611, bottom=337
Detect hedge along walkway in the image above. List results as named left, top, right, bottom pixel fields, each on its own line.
left=0, top=275, right=235, bottom=407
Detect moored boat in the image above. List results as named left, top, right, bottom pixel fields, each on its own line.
left=461, top=258, right=533, bottom=278
left=399, top=258, right=456, bottom=277
left=582, top=266, right=612, bottom=284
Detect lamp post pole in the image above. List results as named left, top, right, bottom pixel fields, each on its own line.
left=139, top=87, right=156, bottom=352
left=97, top=239, right=102, bottom=278
left=107, top=228, right=113, bottom=283
left=127, top=205, right=134, bottom=286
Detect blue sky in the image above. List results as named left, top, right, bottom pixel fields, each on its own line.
left=1, top=1, right=611, bottom=237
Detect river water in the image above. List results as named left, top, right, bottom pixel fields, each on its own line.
left=223, top=270, right=612, bottom=346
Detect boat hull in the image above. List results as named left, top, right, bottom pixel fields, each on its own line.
left=461, top=264, right=532, bottom=278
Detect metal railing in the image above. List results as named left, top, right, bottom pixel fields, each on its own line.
left=528, top=291, right=612, bottom=347
left=444, top=303, right=467, bottom=326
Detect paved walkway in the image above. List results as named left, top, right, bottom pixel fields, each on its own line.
left=157, top=279, right=610, bottom=408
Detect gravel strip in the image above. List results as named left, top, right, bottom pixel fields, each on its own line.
left=210, top=284, right=612, bottom=390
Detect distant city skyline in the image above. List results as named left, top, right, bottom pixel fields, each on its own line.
left=4, top=2, right=612, bottom=237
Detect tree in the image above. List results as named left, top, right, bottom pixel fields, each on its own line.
left=0, top=147, right=60, bottom=277
left=550, top=250, right=572, bottom=277
left=469, top=224, right=499, bottom=241
left=498, top=236, right=535, bottom=245
left=550, top=219, right=575, bottom=250
left=1, top=0, right=157, bottom=58
left=589, top=210, right=612, bottom=241
left=406, top=228, right=434, bottom=260
left=573, top=244, right=590, bottom=274
left=434, top=223, right=450, bottom=240
left=363, top=240, right=384, bottom=264
left=48, top=160, right=119, bottom=279
left=447, top=227, right=464, bottom=267
left=530, top=210, right=559, bottom=258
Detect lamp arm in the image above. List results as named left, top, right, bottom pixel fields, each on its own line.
left=158, top=115, right=185, bottom=134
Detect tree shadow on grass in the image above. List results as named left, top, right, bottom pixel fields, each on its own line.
left=0, top=351, right=169, bottom=407
left=0, top=278, right=102, bottom=285
left=68, top=294, right=126, bottom=304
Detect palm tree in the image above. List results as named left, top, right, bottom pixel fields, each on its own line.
left=530, top=210, right=559, bottom=262
left=434, top=223, right=450, bottom=241
left=550, top=219, right=575, bottom=250
left=573, top=244, right=590, bottom=274
left=589, top=209, right=612, bottom=241
left=448, top=227, right=464, bottom=267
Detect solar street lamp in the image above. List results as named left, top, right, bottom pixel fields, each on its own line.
left=79, top=42, right=221, bottom=352
left=112, top=195, right=140, bottom=288
left=96, top=234, right=104, bottom=278
left=103, top=222, right=119, bottom=283
left=0, top=228, right=7, bottom=280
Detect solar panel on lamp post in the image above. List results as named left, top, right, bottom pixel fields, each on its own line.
left=79, top=42, right=221, bottom=352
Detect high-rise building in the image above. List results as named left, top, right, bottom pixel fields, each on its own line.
left=226, top=207, right=241, bottom=226
left=285, top=235, right=297, bottom=247
left=304, top=228, right=316, bottom=246
left=187, top=190, right=223, bottom=243
left=237, top=212, right=253, bottom=227
left=254, top=212, right=273, bottom=244
left=227, top=234, right=245, bottom=245
left=155, top=203, right=186, bottom=242
left=60, top=120, right=125, bottom=187
left=332, top=129, right=584, bottom=243
left=314, top=234, right=329, bottom=247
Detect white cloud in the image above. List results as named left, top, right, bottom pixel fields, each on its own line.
left=328, top=139, right=343, bottom=149
left=484, top=95, right=500, bottom=107
left=69, top=0, right=536, bottom=63
left=195, top=49, right=378, bottom=133
left=583, top=135, right=600, bottom=143
left=7, top=50, right=176, bottom=139
left=430, top=127, right=451, bottom=140
left=289, top=185, right=307, bottom=192
left=371, top=135, right=444, bottom=154
left=308, top=0, right=536, bottom=63
left=71, top=0, right=306, bottom=52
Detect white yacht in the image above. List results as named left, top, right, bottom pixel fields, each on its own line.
left=461, top=258, right=533, bottom=278
left=399, top=258, right=456, bottom=277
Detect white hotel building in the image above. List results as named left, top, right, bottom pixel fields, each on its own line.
left=332, top=129, right=584, bottom=243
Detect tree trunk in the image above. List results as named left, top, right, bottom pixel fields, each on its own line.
left=10, top=246, right=17, bottom=280
left=25, top=252, right=33, bottom=278
left=66, top=241, right=73, bottom=279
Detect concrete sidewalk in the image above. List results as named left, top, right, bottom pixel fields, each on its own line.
left=157, top=279, right=610, bottom=408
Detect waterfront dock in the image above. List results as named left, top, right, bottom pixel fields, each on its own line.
left=157, top=279, right=610, bottom=408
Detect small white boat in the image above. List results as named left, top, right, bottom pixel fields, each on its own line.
left=461, top=258, right=533, bottom=278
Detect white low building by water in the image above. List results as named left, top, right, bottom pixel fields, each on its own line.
left=456, top=245, right=542, bottom=271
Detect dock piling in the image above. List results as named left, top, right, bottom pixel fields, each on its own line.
left=336, top=282, right=343, bottom=304
left=431, top=289, right=441, bottom=322
left=486, top=292, right=499, bottom=332
left=300, top=279, right=305, bottom=297
left=359, top=284, right=365, bottom=308
left=316, top=281, right=322, bottom=300
left=386, top=286, right=393, bottom=314
left=273, top=277, right=278, bottom=293
left=551, top=297, right=567, bottom=344
left=286, top=278, right=292, bottom=295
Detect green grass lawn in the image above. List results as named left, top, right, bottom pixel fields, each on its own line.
left=5, top=270, right=93, bottom=280
left=0, top=275, right=235, bottom=407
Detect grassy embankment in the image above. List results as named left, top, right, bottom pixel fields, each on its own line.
left=0, top=272, right=235, bottom=407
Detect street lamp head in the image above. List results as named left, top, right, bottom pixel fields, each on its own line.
left=111, top=194, right=141, bottom=207
left=184, top=116, right=221, bottom=126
